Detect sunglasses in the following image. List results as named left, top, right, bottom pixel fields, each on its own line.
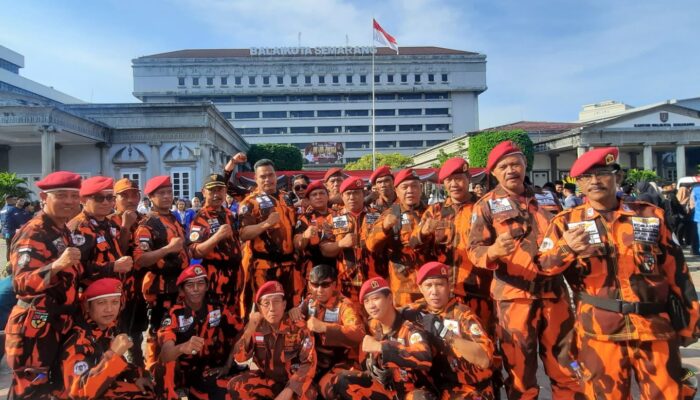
left=294, top=184, right=308, bottom=191
left=309, top=280, right=334, bottom=289
left=91, top=194, right=116, bottom=203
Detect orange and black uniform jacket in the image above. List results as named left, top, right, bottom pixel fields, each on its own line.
left=294, top=208, right=336, bottom=274
left=239, top=190, right=297, bottom=263
left=233, top=314, right=316, bottom=397
left=62, top=320, right=151, bottom=400
left=537, top=200, right=700, bottom=342
left=403, top=298, right=494, bottom=394
left=133, top=212, right=189, bottom=300
left=467, top=185, right=557, bottom=301
left=188, top=206, right=243, bottom=306
left=109, top=211, right=144, bottom=303
left=298, top=291, right=365, bottom=372
left=365, top=312, right=433, bottom=395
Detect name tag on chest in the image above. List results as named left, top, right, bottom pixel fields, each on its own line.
left=631, top=217, right=660, bottom=243
left=535, top=192, right=558, bottom=206
left=256, top=195, right=274, bottom=209
left=333, top=215, right=349, bottom=229
left=567, top=221, right=602, bottom=244
left=488, top=198, right=514, bottom=214
left=323, top=308, right=339, bottom=323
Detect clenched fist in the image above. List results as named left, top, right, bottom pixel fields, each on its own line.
left=382, top=213, right=399, bottom=232
left=487, top=231, right=516, bottom=261
left=179, top=336, right=205, bottom=356
left=562, top=225, right=589, bottom=254
left=113, top=256, right=133, bottom=274
left=53, top=247, right=81, bottom=272
left=110, top=334, right=133, bottom=356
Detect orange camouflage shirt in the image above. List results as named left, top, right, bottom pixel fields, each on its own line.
left=239, top=190, right=296, bottom=262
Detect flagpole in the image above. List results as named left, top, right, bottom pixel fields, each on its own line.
left=371, top=19, right=376, bottom=170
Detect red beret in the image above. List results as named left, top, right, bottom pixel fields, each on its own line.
left=256, top=281, right=285, bottom=303
left=416, top=262, right=450, bottom=285
left=340, top=176, right=365, bottom=193
left=370, top=165, right=393, bottom=185
left=114, top=178, right=139, bottom=194
left=570, top=147, right=619, bottom=178
left=176, top=264, right=208, bottom=286
left=83, top=278, right=122, bottom=302
left=80, top=176, right=114, bottom=197
left=438, top=157, right=469, bottom=184
left=394, top=169, right=420, bottom=187
left=324, top=168, right=344, bottom=182
left=305, top=180, right=328, bottom=198
left=36, top=171, right=82, bottom=192
left=359, top=277, right=390, bottom=301
left=486, top=141, right=523, bottom=172
left=144, top=175, right=171, bottom=195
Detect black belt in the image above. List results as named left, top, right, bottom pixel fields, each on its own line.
left=495, top=272, right=561, bottom=295
left=579, top=292, right=666, bottom=315
left=252, top=251, right=295, bottom=263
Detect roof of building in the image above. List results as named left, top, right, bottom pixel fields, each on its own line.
left=138, top=46, right=479, bottom=59
left=480, top=120, right=584, bottom=134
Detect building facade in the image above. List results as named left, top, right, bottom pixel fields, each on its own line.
left=132, top=46, right=487, bottom=167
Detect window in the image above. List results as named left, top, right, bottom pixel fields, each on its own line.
left=400, top=140, right=423, bottom=147
left=178, top=77, right=185, bottom=86
left=318, top=110, right=341, bottom=117
left=428, top=74, right=434, bottom=83
left=290, top=126, right=315, bottom=134
left=374, top=74, right=380, bottom=83
left=305, top=75, right=312, bottom=85
left=317, top=95, right=341, bottom=102
left=401, top=74, right=407, bottom=83
left=360, top=75, right=367, bottom=84
left=375, top=93, right=395, bottom=101
left=192, top=77, right=200, bottom=86
left=293, top=143, right=310, bottom=150
left=221, top=76, right=228, bottom=85
left=262, top=127, right=287, bottom=134
left=387, top=74, right=394, bottom=83
left=346, top=75, right=353, bottom=84
left=345, top=109, right=369, bottom=117
left=171, top=169, right=191, bottom=200
left=318, top=126, right=341, bottom=133
left=426, top=140, right=444, bottom=146
left=120, top=170, right=141, bottom=192
left=375, top=109, right=395, bottom=116
left=346, top=141, right=370, bottom=149
left=332, top=75, right=339, bottom=84
left=250, top=76, right=258, bottom=85
left=261, top=95, right=287, bottom=102
left=206, top=77, right=214, bottom=86
left=318, top=75, right=325, bottom=84
left=377, top=141, right=395, bottom=148
left=345, top=126, right=369, bottom=133
left=289, top=94, right=314, bottom=102
left=262, top=111, right=287, bottom=118
left=399, top=124, right=422, bottom=132
left=234, top=76, right=242, bottom=85
left=233, top=96, right=257, bottom=103
left=425, top=92, right=449, bottom=100
left=348, top=94, right=370, bottom=101
left=240, top=128, right=260, bottom=134
left=441, top=73, right=448, bottom=82
left=211, top=97, right=231, bottom=103
left=414, top=74, right=421, bottom=83
left=398, top=108, right=422, bottom=116
left=277, top=76, right=284, bottom=85
left=426, top=124, right=449, bottom=131
left=291, top=76, right=298, bottom=84
left=263, top=76, right=270, bottom=85
left=376, top=125, right=396, bottom=132
left=234, top=111, right=260, bottom=119
left=399, top=93, right=422, bottom=100
left=221, top=112, right=232, bottom=119
left=426, top=108, right=449, bottom=116
left=290, top=110, right=314, bottom=118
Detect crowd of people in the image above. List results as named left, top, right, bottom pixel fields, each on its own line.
left=1, top=142, right=699, bottom=400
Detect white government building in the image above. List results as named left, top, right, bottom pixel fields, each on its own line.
left=132, top=46, right=487, bottom=167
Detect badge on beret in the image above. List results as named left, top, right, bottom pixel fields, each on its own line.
left=194, top=266, right=204, bottom=275
left=409, top=332, right=423, bottom=344
left=440, top=267, right=448, bottom=275
left=355, top=179, right=363, bottom=188
left=370, top=280, right=379, bottom=289
left=605, top=153, right=615, bottom=165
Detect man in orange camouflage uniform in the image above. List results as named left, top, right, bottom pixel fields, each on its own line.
left=403, top=262, right=495, bottom=400
left=228, top=280, right=318, bottom=400
left=467, top=141, right=582, bottom=400
left=189, top=173, right=242, bottom=312
left=366, top=165, right=396, bottom=213
left=289, top=264, right=365, bottom=399
left=239, top=159, right=298, bottom=308
left=133, top=175, right=190, bottom=370
left=537, top=147, right=700, bottom=400
left=110, top=177, right=147, bottom=365
left=294, top=180, right=335, bottom=299
left=61, top=278, right=154, bottom=399
left=155, top=265, right=242, bottom=400
left=366, top=169, right=428, bottom=307
left=333, top=277, right=435, bottom=400
left=5, top=171, right=83, bottom=399
left=324, top=167, right=345, bottom=212
left=320, top=176, right=378, bottom=301
left=69, top=176, right=134, bottom=288
left=410, top=157, right=494, bottom=334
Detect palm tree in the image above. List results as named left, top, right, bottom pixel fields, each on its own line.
left=0, top=172, right=31, bottom=206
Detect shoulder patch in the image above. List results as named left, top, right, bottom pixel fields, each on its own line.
left=409, top=332, right=423, bottom=345
left=189, top=231, right=200, bottom=242
left=469, top=322, right=483, bottom=337
left=161, top=317, right=172, bottom=328
left=71, top=233, right=85, bottom=246
left=539, top=237, right=554, bottom=252
left=73, top=361, right=89, bottom=376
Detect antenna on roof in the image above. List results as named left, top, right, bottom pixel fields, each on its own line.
left=298, top=32, right=301, bottom=47
left=346, top=34, right=349, bottom=47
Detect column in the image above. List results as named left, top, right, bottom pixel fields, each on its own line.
left=549, top=153, right=558, bottom=181
left=149, top=142, right=161, bottom=176
left=643, top=144, right=654, bottom=171
left=200, top=143, right=211, bottom=175
left=40, top=126, right=56, bottom=176
left=576, top=146, right=587, bottom=158
left=676, top=142, right=687, bottom=178
left=96, top=142, right=110, bottom=175
left=0, top=145, right=10, bottom=171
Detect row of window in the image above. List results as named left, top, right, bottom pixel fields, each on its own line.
left=291, top=139, right=444, bottom=151
left=178, top=73, right=450, bottom=88
left=237, top=124, right=450, bottom=135
left=179, top=92, right=450, bottom=104
left=223, top=107, right=450, bottom=120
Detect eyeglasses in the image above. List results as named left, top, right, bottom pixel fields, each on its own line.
left=576, top=170, right=616, bottom=183
left=294, top=184, right=308, bottom=191
left=309, top=280, right=334, bottom=289
left=91, top=194, right=116, bottom=203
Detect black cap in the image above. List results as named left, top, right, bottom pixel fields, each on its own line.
left=309, top=264, right=337, bottom=283
left=564, top=183, right=576, bottom=192
left=203, top=174, right=227, bottom=189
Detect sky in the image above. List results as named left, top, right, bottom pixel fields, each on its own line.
left=1, top=0, right=699, bottom=129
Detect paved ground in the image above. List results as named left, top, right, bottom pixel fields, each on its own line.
left=0, top=244, right=699, bottom=398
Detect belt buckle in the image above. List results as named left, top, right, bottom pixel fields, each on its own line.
left=620, top=302, right=636, bottom=314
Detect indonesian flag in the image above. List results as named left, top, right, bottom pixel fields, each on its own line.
left=373, top=19, right=398, bottom=54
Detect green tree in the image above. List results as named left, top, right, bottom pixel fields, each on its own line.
left=0, top=172, right=31, bottom=207
left=247, top=144, right=303, bottom=171
left=624, top=169, right=659, bottom=186
left=345, top=153, right=414, bottom=170
left=467, top=129, right=534, bottom=171
left=431, top=141, right=467, bottom=168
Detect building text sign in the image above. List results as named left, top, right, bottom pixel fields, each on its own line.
left=250, top=46, right=376, bottom=56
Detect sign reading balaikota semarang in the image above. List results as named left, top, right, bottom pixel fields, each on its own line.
left=250, top=47, right=377, bottom=56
